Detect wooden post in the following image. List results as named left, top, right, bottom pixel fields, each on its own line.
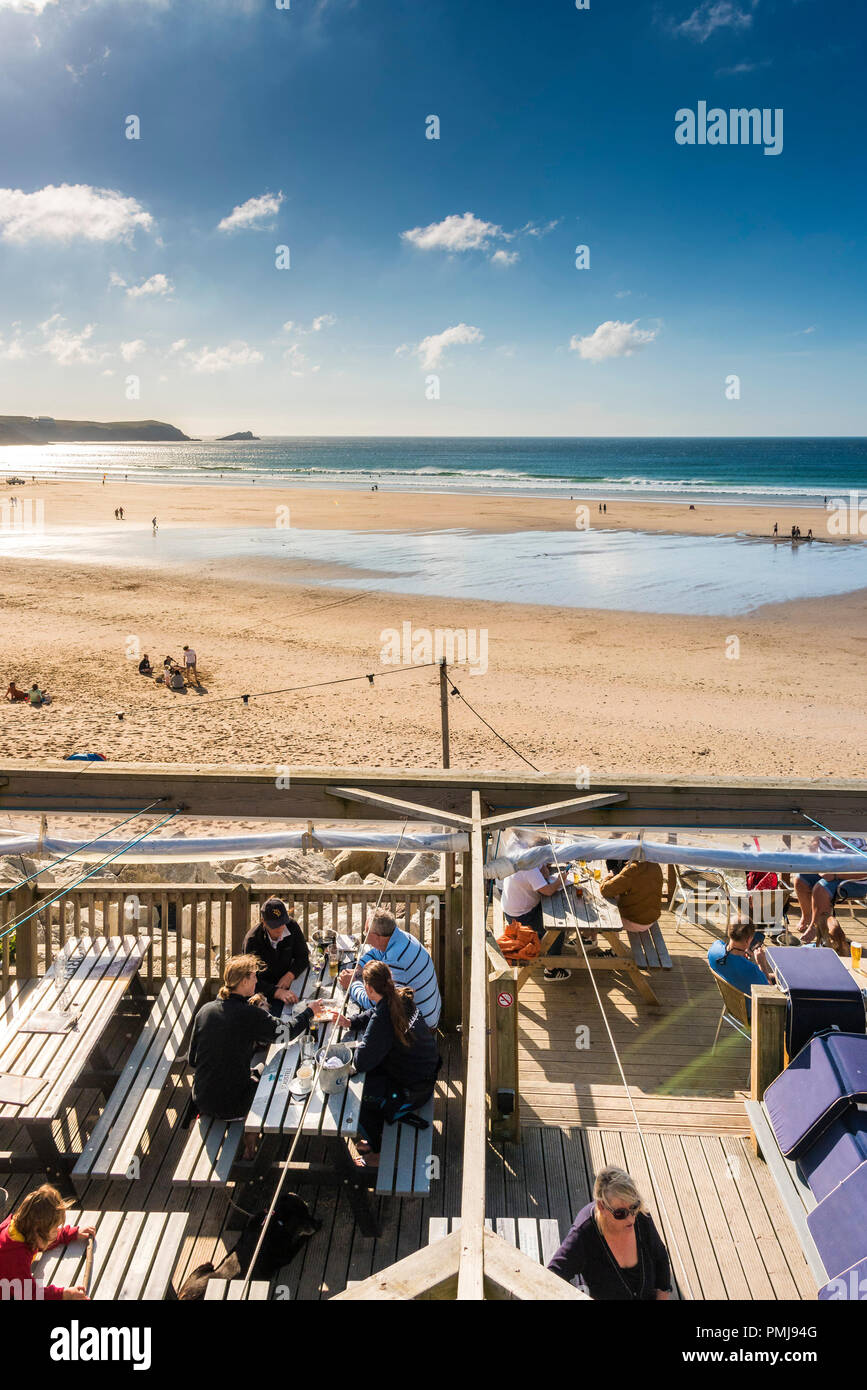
left=456, top=791, right=488, bottom=1301
left=488, top=962, right=520, bottom=1143
left=442, top=883, right=463, bottom=1031
left=750, top=983, right=787, bottom=1155
left=439, top=660, right=450, bottom=768
left=14, top=885, right=40, bottom=979
left=230, top=883, right=251, bottom=954
left=461, top=854, right=472, bottom=1062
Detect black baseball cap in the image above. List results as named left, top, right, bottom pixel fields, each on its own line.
left=261, top=897, right=291, bottom=928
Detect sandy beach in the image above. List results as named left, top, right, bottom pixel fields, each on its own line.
left=2, top=480, right=865, bottom=778
left=13, top=478, right=850, bottom=543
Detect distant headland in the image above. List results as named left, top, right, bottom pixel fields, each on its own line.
left=216, top=430, right=260, bottom=441
left=0, top=416, right=191, bottom=445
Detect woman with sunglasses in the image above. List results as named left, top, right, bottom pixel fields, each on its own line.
left=547, top=1166, right=671, bottom=1300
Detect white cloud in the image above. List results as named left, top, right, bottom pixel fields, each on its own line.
left=120, top=339, right=146, bottom=361
left=0, top=0, right=58, bottom=11
left=569, top=319, right=658, bottom=362
left=169, top=338, right=188, bottom=353
left=490, top=249, right=519, bottom=268
left=716, top=58, right=771, bottom=75
left=38, top=315, right=105, bottom=366
left=412, top=322, right=484, bottom=370
left=0, top=183, right=154, bottom=245
left=185, top=341, right=264, bottom=373
left=283, top=343, right=309, bottom=376
left=401, top=211, right=505, bottom=254
left=120, top=272, right=174, bottom=299
left=309, top=313, right=336, bottom=332
left=673, top=1, right=754, bottom=42
left=615, top=289, right=632, bottom=299
left=217, top=191, right=284, bottom=233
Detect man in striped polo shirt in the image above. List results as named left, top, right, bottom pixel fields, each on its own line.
left=342, top=907, right=441, bottom=1029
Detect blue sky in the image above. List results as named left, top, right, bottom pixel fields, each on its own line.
left=0, top=0, right=864, bottom=436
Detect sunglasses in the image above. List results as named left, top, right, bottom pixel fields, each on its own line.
left=604, top=1200, right=640, bottom=1220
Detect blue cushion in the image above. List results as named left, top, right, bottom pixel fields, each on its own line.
left=807, top=1163, right=867, bottom=1282
left=819, top=1255, right=867, bottom=1300
left=765, top=946, right=866, bottom=1057
left=765, top=1031, right=867, bottom=1160
left=798, top=1111, right=867, bottom=1203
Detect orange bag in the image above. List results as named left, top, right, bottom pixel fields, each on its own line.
left=497, top=921, right=541, bottom=963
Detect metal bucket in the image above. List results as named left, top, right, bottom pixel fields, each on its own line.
left=316, top=1043, right=353, bottom=1095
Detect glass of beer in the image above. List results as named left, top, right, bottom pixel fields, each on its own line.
left=328, top=948, right=339, bottom=980
left=851, top=941, right=863, bottom=972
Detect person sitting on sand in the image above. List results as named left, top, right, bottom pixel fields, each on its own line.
left=346, top=960, right=441, bottom=1159
left=5, top=680, right=27, bottom=703
left=0, top=1184, right=95, bottom=1301
left=138, top=654, right=153, bottom=676
left=27, top=683, right=46, bottom=707
left=169, top=667, right=186, bottom=691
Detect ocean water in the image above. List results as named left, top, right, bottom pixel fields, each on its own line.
left=6, top=522, right=867, bottom=615
left=4, top=436, right=867, bottom=506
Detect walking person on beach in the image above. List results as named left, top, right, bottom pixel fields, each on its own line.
left=773, top=522, right=778, bottom=536
left=152, top=516, right=158, bottom=534
left=182, top=645, right=199, bottom=686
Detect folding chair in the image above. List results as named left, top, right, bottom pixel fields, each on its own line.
left=710, top=967, right=752, bottom=1083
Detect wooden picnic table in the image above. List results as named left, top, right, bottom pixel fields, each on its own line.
left=35, top=1208, right=188, bottom=1301
left=529, top=869, right=660, bottom=1005
left=244, top=945, right=377, bottom=1233
left=0, top=935, right=151, bottom=1185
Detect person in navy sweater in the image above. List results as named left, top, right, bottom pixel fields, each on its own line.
left=547, top=1167, right=671, bottom=1301
left=347, top=960, right=440, bottom=1156
left=0, top=1185, right=95, bottom=1301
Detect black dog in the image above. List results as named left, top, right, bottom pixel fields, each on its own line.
left=174, top=1192, right=322, bottom=1299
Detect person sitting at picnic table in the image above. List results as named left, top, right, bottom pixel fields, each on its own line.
left=188, top=953, right=326, bottom=1126
left=138, top=653, right=153, bottom=675
left=5, top=679, right=27, bottom=702
left=346, top=960, right=440, bottom=1159
left=243, top=896, right=310, bottom=1015
left=0, top=1184, right=95, bottom=1301
left=340, top=906, right=441, bottom=1027
left=547, top=1166, right=671, bottom=1301
left=795, top=835, right=867, bottom=952
left=500, top=844, right=571, bottom=981
left=707, top=919, right=770, bottom=1016
left=600, top=854, right=664, bottom=934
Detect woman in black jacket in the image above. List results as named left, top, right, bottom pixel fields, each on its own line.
left=547, top=1166, right=671, bottom=1300
left=189, top=953, right=324, bottom=1121
left=349, top=960, right=440, bottom=1155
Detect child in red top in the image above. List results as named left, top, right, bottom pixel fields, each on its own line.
left=0, top=1184, right=94, bottom=1300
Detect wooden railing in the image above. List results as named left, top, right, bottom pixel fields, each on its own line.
left=0, top=882, right=446, bottom=990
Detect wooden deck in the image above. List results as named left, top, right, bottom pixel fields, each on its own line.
left=517, top=909, right=758, bottom=1134
left=0, top=986, right=818, bottom=1300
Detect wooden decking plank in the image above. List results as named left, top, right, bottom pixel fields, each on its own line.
left=699, top=1134, right=776, bottom=1300
left=720, top=1135, right=804, bottom=1300
left=680, top=1133, right=753, bottom=1299
left=656, top=1132, right=727, bottom=1299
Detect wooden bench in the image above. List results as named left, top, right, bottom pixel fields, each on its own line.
left=173, top=1114, right=245, bottom=1186
left=204, top=1279, right=271, bottom=1300
left=74, top=976, right=205, bottom=1181
left=375, top=1096, right=435, bottom=1197
left=36, top=1208, right=189, bottom=1300
left=429, top=1215, right=561, bottom=1266
left=744, top=1099, right=828, bottom=1288
left=628, top=922, right=672, bottom=970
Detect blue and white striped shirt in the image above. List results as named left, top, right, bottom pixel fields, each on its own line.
left=349, top=926, right=441, bottom=1028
